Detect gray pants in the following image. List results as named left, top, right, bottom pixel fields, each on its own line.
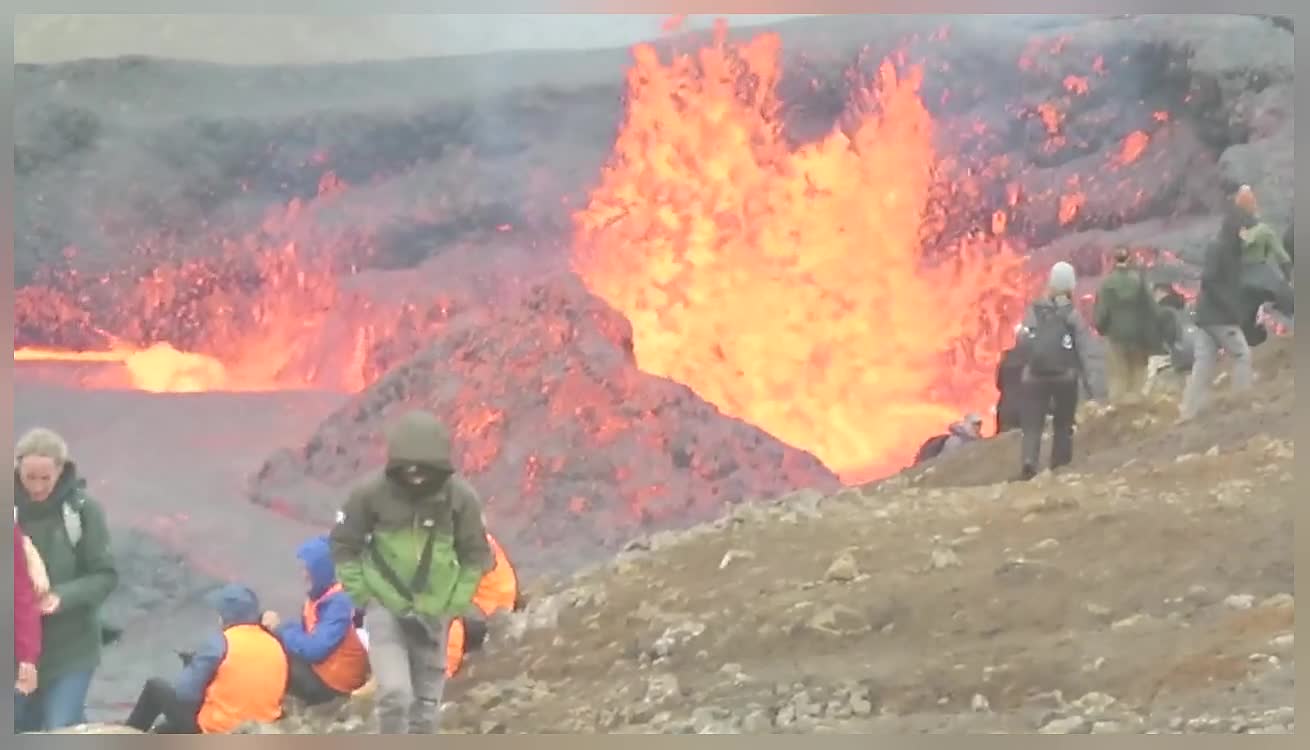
left=1180, top=324, right=1252, bottom=420
left=366, top=602, right=449, bottom=734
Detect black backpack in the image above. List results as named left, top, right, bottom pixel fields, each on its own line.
left=1027, top=303, right=1078, bottom=377
left=913, top=434, right=950, bottom=465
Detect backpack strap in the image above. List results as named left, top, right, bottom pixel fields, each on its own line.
left=63, top=495, right=85, bottom=549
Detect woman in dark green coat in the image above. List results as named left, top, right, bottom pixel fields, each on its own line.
left=13, top=428, right=118, bottom=732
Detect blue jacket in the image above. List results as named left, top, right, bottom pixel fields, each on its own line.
left=174, top=584, right=264, bottom=705
left=276, top=535, right=357, bottom=664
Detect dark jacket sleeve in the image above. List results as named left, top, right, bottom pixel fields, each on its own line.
left=329, top=486, right=375, bottom=609
left=278, top=591, right=354, bottom=664
left=53, top=498, right=118, bottom=611
left=14, top=525, right=42, bottom=665
left=1066, top=306, right=1098, bottom=393
left=173, top=631, right=227, bottom=705
left=446, top=480, right=493, bottom=612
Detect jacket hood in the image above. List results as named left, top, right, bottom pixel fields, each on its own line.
left=385, top=411, right=454, bottom=472
left=948, top=417, right=982, bottom=440
left=297, top=535, right=337, bottom=599
left=208, top=584, right=262, bottom=627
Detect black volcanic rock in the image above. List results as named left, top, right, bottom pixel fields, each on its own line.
left=249, top=274, right=841, bottom=574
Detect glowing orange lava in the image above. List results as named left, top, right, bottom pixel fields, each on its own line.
left=1117, top=130, right=1150, bottom=165
left=17, top=342, right=264, bottom=393
left=572, top=25, right=1028, bottom=481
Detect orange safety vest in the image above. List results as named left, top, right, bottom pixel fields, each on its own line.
left=196, top=624, right=288, bottom=734
left=445, top=533, right=518, bottom=677
left=303, top=583, right=370, bottom=694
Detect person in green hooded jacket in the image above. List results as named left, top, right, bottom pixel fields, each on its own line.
left=13, top=427, right=118, bottom=733
left=1093, top=247, right=1164, bottom=404
left=329, top=410, right=492, bottom=734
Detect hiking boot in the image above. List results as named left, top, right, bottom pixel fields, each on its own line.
left=1015, top=465, right=1038, bottom=482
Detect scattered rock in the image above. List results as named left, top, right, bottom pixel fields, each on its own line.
left=1040, top=716, right=1090, bottom=734
left=719, top=549, right=756, bottom=570
left=804, top=604, right=868, bottom=636
left=1259, top=593, right=1293, bottom=609
left=971, top=693, right=991, bottom=713
left=645, top=674, right=682, bottom=704
left=1224, top=594, right=1256, bottom=610
left=1268, top=633, right=1293, bottom=650
left=825, top=552, right=861, bottom=582
left=929, top=547, right=962, bottom=570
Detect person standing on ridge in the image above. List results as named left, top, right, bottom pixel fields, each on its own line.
left=330, top=410, right=493, bottom=734
left=13, top=427, right=119, bottom=733
left=1015, top=261, right=1097, bottom=480
left=1180, top=186, right=1256, bottom=422
left=1094, top=247, right=1163, bottom=404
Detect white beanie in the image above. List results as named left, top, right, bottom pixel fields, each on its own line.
left=1048, top=261, right=1076, bottom=294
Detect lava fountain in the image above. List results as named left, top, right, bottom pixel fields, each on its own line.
left=572, top=25, right=1030, bottom=482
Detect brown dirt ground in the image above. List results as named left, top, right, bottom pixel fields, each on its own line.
left=441, top=336, right=1294, bottom=733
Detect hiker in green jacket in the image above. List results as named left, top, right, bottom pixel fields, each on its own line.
left=329, top=410, right=493, bottom=734
left=1093, top=248, right=1164, bottom=404
left=13, top=427, right=118, bottom=733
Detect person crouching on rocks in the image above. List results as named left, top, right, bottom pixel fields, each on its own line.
left=124, top=584, right=287, bottom=734
left=329, top=410, right=493, bottom=735
left=262, top=535, right=370, bottom=706
left=445, top=525, right=521, bottom=679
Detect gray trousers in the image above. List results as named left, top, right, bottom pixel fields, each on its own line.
left=365, top=602, right=449, bottom=734
left=1180, top=324, right=1252, bottom=420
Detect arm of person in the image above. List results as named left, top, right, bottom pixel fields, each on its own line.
left=1067, top=309, right=1099, bottom=398
left=329, top=488, right=375, bottom=609
left=1092, top=286, right=1111, bottom=335
left=52, top=499, right=119, bottom=611
left=14, top=526, right=42, bottom=666
left=447, top=483, right=494, bottom=613
left=278, top=593, right=354, bottom=664
left=172, top=632, right=226, bottom=705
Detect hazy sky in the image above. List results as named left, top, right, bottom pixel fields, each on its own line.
left=15, top=14, right=816, bottom=65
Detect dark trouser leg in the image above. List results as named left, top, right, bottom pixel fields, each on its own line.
left=287, top=655, right=345, bottom=707
left=1019, top=380, right=1052, bottom=474
left=126, top=678, right=199, bottom=733
left=1048, top=379, right=1079, bottom=470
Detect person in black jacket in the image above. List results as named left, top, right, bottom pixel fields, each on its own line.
left=994, top=324, right=1027, bottom=434
left=1179, top=187, right=1256, bottom=421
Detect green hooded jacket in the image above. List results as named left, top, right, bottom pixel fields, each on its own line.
left=1093, top=265, right=1161, bottom=350
left=14, top=462, right=119, bottom=681
left=329, top=411, right=493, bottom=622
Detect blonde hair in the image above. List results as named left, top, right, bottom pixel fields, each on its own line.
left=15, top=427, right=70, bottom=469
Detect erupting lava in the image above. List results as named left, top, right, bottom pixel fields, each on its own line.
left=573, top=26, right=1028, bottom=481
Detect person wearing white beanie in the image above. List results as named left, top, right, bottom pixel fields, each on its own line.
left=1012, top=261, right=1098, bottom=480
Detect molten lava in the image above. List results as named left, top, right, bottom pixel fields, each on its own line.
left=14, top=342, right=234, bottom=393
left=572, top=25, right=1028, bottom=481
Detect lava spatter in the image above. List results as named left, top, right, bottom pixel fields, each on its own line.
left=573, top=23, right=1028, bottom=481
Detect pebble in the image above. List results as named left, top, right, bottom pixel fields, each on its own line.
left=1224, top=594, right=1255, bottom=610
left=1040, top=716, right=1090, bottom=734
left=930, top=547, right=962, bottom=570
left=825, top=553, right=860, bottom=582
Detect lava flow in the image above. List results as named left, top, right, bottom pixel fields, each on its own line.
left=573, top=25, right=1029, bottom=481
left=14, top=235, right=376, bottom=395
